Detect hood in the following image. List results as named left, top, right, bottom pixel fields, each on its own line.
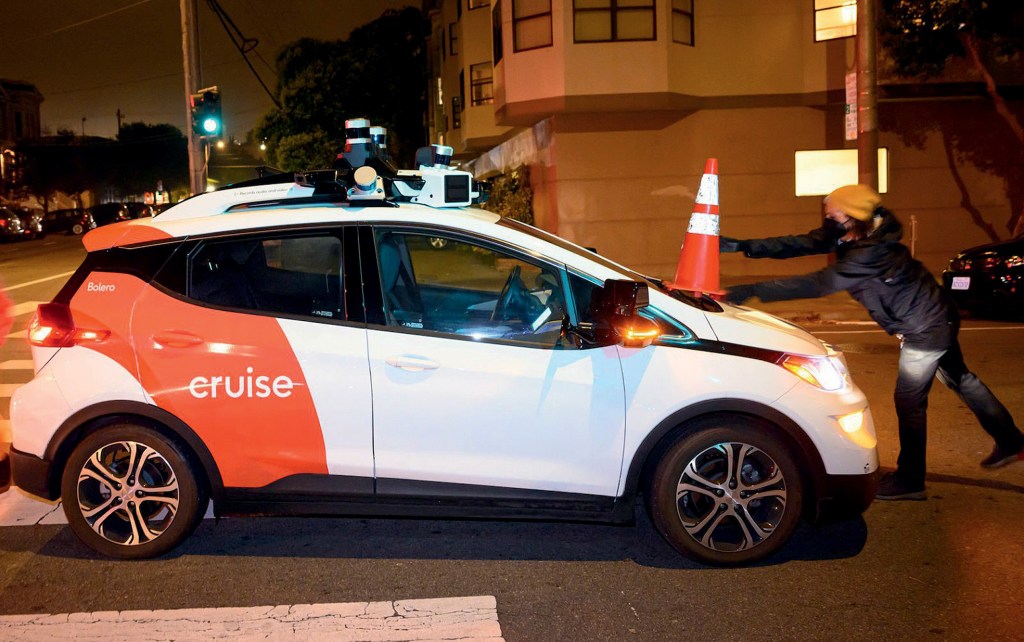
left=703, top=302, right=829, bottom=356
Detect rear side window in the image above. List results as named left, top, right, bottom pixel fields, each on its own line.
left=189, top=234, right=344, bottom=320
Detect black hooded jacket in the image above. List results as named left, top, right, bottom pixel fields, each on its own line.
left=739, top=208, right=957, bottom=346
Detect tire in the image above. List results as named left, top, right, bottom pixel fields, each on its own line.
left=71, top=223, right=84, bottom=235
left=646, top=418, right=804, bottom=566
left=60, top=423, right=208, bottom=559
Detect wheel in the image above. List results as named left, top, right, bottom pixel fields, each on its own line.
left=646, top=418, right=803, bottom=566
left=60, top=423, right=207, bottom=559
left=71, top=223, right=84, bottom=235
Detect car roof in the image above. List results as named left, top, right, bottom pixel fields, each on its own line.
left=81, top=200, right=502, bottom=253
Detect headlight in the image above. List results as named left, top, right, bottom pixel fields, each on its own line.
left=777, top=353, right=847, bottom=391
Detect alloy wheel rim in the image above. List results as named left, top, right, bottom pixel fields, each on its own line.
left=675, top=442, right=787, bottom=553
left=76, top=440, right=180, bottom=546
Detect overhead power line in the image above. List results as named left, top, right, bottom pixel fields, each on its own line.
left=204, top=0, right=281, bottom=109
left=4, top=0, right=155, bottom=46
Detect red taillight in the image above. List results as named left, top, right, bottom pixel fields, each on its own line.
left=28, top=303, right=110, bottom=347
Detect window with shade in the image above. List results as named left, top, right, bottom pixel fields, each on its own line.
left=671, top=0, right=693, bottom=45
left=470, top=62, right=494, bottom=106
left=574, top=0, right=656, bottom=43
left=513, top=0, right=553, bottom=51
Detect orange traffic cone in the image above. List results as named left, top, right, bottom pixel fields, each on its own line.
left=666, top=158, right=724, bottom=296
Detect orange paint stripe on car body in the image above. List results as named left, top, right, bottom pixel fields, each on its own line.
left=131, top=284, right=328, bottom=487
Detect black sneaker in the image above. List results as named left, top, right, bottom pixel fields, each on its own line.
left=875, top=471, right=926, bottom=501
left=980, top=443, right=1024, bottom=469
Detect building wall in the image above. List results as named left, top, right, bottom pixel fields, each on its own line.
left=429, top=1, right=1024, bottom=282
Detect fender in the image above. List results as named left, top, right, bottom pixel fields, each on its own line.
left=620, top=398, right=828, bottom=507
left=43, top=400, right=226, bottom=507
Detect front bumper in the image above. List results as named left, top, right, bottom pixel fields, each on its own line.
left=9, top=447, right=57, bottom=501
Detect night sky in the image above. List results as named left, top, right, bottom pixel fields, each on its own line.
left=0, top=1, right=413, bottom=140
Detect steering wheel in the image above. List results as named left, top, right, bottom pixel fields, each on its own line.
left=491, top=265, right=522, bottom=322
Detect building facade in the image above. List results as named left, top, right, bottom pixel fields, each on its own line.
left=425, top=0, right=1024, bottom=279
left=0, top=79, right=44, bottom=192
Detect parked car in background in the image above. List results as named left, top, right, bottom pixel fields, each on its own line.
left=0, top=207, right=27, bottom=241
left=87, top=202, right=130, bottom=227
left=14, top=207, right=46, bottom=239
left=126, top=203, right=155, bottom=219
left=43, top=209, right=97, bottom=236
left=943, top=234, right=1024, bottom=319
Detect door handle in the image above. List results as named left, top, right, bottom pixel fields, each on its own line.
left=152, top=330, right=205, bottom=349
left=385, top=355, right=439, bottom=372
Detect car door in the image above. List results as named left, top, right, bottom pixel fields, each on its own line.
left=132, top=227, right=373, bottom=491
left=364, top=227, right=626, bottom=499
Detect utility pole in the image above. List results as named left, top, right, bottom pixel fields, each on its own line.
left=180, top=0, right=205, bottom=195
left=116, top=108, right=124, bottom=135
left=856, top=0, right=878, bottom=190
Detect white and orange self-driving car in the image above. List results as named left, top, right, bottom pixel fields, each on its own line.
left=9, top=121, right=878, bottom=565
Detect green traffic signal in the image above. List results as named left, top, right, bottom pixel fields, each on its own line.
left=191, top=86, right=222, bottom=138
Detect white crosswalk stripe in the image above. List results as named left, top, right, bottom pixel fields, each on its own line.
left=0, top=595, right=505, bottom=641
left=0, top=360, right=33, bottom=370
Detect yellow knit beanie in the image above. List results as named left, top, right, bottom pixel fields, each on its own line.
left=825, top=184, right=881, bottom=221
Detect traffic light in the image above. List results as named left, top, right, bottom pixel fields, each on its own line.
left=190, top=86, right=222, bottom=138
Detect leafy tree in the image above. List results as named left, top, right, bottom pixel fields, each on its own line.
left=879, top=0, right=1024, bottom=234
left=18, top=123, right=188, bottom=208
left=482, top=167, right=534, bottom=225
left=254, top=7, right=426, bottom=171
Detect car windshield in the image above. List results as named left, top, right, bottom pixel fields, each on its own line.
left=498, top=218, right=719, bottom=311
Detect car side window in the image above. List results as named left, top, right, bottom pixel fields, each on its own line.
left=375, top=230, right=568, bottom=347
left=189, top=234, right=344, bottom=319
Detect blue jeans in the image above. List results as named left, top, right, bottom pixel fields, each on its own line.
left=894, top=336, right=1023, bottom=486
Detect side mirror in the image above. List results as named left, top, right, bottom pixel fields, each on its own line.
left=585, top=279, right=660, bottom=349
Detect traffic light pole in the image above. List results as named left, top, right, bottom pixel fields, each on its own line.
left=180, top=0, right=206, bottom=195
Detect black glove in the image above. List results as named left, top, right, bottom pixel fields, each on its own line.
left=723, top=284, right=756, bottom=305
left=719, top=236, right=748, bottom=254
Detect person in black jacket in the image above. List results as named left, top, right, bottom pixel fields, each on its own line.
left=721, top=184, right=1024, bottom=500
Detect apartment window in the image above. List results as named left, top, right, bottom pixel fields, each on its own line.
left=449, top=22, right=459, bottom=56
left=469, top=0, right=491, bottom=8
left=814, top=0, right=856, bottom=41
left=513, top=0, right=553, bottom=51
left=671, top=0, right=693, bottom=45
left=493, top=0, right=504, bottom=64
left=794, top=149, right=889, bottom=196
left=470, top=62, right=494, bottom=105
left=574, top=0, right=655, bottom=43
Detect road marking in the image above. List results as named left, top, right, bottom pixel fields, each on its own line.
left=815, top=324, right=1024, bottom=335
left=0, top=488, right=213, bottom=526
left=0, top=360, right=34, bottom=370
left=0, top=488, right=65, bottom=526
left=2, top=272, right=75, bottom=293
left=11, top=302, right=42, bottom=317
left=0, top=596, right=504, bottom=641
